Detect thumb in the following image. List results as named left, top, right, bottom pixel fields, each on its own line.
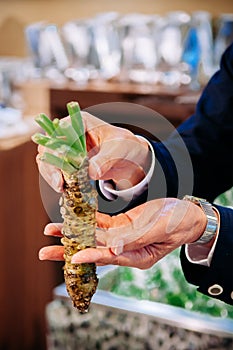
left=88, top=139, right=126, bottom=180
left=88, top=153, right=105, bottom=180
left=88, top=151, right=118, bottom=180
left=95, top=211, right=134, bottom=254
left=96, top=211, right=132, bottom=229
left=96, top=212, right=113, bottom=228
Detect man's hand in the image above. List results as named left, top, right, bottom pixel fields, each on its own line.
left=39, top=198, right=207, bottom=269
left=36, top=112, right=150, bottom=192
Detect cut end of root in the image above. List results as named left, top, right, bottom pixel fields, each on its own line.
left=64, top=265, right=99, bottom=313
left=77, top=306, right=89, bottom=314
left=69, top=290, right=96, bottom=313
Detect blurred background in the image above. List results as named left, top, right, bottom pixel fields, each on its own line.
left=0, top=1, right=233, bottom=350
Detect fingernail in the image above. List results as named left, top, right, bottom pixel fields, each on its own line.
left=71, top=249, right=101, bottom=263
left=38, top=249, right=45, bottom=260
left=51, top=172, right=62, bottom=192
left=44, top=225, right=51, bottom=236
left=111, top=240, right=124, bottom=256
left=71, top=253, right=85, bottom=264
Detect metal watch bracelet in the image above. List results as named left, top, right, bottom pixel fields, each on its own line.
left=183, top=195, right=218, bottom=245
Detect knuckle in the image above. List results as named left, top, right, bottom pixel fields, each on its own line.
left=135, top=236, right=147, bottom=247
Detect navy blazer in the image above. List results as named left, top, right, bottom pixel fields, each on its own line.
left=97, top=43, right=233, bottom=305
left=153, top=43, right=233, bottom=305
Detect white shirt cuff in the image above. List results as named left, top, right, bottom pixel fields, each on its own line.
left=185, top=207, right=220, bottom=267
left=98, top=136, right=155, bottom=201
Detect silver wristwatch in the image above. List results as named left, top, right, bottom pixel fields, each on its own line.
left=183, top=195, right=218, bottom=245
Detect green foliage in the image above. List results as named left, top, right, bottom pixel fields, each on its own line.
left=109, top=250, right=233, bottom=318
left=214, top=187, right=233, bottom=208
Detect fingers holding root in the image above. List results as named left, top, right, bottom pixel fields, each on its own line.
left=44, top=223, right=63, bottom=237
left=39, top=245, right=65, bottom=261
left=70, top=246, right=155, bottom=269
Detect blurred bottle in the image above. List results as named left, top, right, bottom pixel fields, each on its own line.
left=118, top=13, right=159, bottom=83
left=158, top=11, right=191, bottom=87
left=61, top=19, right=93, bottom=83
left=214, top=13, right=233, bottom=68
left=62, top=20, right=91, bottom=68
left=0, top=69, right=11, bottom=106
left=159, top=11, right=190, bottom=67
left=24, top=22, right=46, bottom=76
left=182, top=11, right=214, bottom=89
left=0, top=58, right=26, bottom=108
left=25, top=22, right=69, bottom=80
left=90, top=12, right=121, bottom=80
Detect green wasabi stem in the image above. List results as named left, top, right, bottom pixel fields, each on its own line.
left=40, top=152, right=76, bottom=174
left=32, top=133, right=68, bottom=150
left=32, top=102, right=87, bottom=173
left=67, top=101, right=86, bottom=151
left=32, top=133, right=51, bottom=146
left=58, top=119, right=84, bottom=153
left=53, top=118, right=65, bottom=136
left=32, top=134, right=85, bottom=170
left=32, top=133, right=62, bottom=149
left=58, top=145, right=86, bottom=169
left=35, top=113, right=56, bottom=136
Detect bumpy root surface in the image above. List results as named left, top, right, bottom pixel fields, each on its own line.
left=60, top=160, right=98, bottom=313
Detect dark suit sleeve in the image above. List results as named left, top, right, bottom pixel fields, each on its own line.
left=152, top=43, right=233, bottom=304
left=180, top=205, right=233, bottom=305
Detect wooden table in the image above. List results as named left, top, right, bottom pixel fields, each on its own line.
left=0, top=137, right=63, bottom=350
left=50, top=80, right=201, bottom=129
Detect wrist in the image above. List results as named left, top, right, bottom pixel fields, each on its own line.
left=137, top=136, right=152, bottom=175
left=183, top=195, right=219, bottom=246
left=185, top=206, right=220, bottom=266
left=199, top=207, right=220, bottom=249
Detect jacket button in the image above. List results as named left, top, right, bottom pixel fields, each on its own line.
left=208, top=284, right=223, bottom=296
